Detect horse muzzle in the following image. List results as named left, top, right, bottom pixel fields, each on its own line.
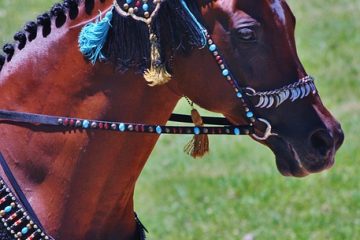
left=266, top=121, right=344, bottom=177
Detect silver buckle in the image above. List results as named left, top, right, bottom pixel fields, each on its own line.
left=251, top=118, right=277, bottom=141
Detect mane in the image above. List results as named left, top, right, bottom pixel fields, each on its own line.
left=0, top=0, right=97, bottom=72
left=0, top=0, right=213, bottom=73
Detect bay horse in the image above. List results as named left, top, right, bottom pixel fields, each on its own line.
left=0, top=0, right=344, bottom=239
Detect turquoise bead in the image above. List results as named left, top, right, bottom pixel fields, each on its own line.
left=209, top=44, right=216, bottom=52
left=142, top=3, right=149, bottom=11
left=236, top=92, right=243, bottom=98
left=234, top=128, right=240, bottom=135
left=21, top=227, right=29, bottom=235
left=119, top=123, right=126, bottom=132
left=246, top=112, right=254, bottom=118
left=82, top=120, right=90, bottom=129
left=194, top=127, right=200, bottom=135
left=156, top=126, right=162, bottom=134
left=222, top=69, right=229, bottom=76
left=4, top=206, right=12, bottom=213
left=126, top=0, right=133, bottom=3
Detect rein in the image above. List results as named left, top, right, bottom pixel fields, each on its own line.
left=0, top=110, right=254, bottom=136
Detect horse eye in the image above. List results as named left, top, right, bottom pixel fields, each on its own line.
left=237, top=28, right=257, bottom=41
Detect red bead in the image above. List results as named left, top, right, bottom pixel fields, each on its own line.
left=104, top=123, right=109, bottom=129
left=98, top=123, right=104, bottom=129
left=135, top=125, right=139, bottom=132
left=26, top=234, right=35, bottom=240
left=217, top=60, right=223, bottom=64
left=63, top=118, right=69, bottom=126
left=135, top=1, right=141, bottom=7
left=216, top=56, right=221, bottom=61
left=69, top=119, right=75, bottom=126
left=8, top=213, right=17, bottom=221
left=0, top=197, right=6, bottom=204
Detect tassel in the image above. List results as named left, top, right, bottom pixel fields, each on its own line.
left=78, top=9, right=113, bottom=64
left=184, top=108, right=209, bottom=158
left=143, top=28, right=171, bottom=86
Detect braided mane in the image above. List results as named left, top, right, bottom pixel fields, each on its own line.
left=0, top=0, right=213, bottom=73
left=0, top=0, right=98, bottom=72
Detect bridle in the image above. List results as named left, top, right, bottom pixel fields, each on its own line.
left=0, top=1, right=318, bottom=239
left=0, top=32, right=315, bottom=140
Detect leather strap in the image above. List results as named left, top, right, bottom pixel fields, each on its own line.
left=169, top=113, right=232, bottom=125
left=0, top=110, right=233, bottom=127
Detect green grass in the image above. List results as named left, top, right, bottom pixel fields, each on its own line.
left=1, top=1, right=359, bottom=239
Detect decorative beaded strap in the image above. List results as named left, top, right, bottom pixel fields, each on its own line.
left=0, top=179, right=51, bottom=240
left=113, top=0, right=163, bottom=25
left=0, top=110, right=254, bottom=136
left=205, top=33, right=256, bottom=124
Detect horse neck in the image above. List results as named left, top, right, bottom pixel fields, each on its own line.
left=0, top=2, right=180, bottom=239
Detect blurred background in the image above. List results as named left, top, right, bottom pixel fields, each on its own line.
left=0, top=0, right=359, bottom=239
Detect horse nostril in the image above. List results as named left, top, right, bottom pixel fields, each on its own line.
left=310, top=130, right=334, bottom=157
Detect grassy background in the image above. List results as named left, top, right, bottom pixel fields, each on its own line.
left=0, top=1, right=359, bottom=239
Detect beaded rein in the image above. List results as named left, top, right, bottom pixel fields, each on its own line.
left=0, top=110, right=254, bottom=136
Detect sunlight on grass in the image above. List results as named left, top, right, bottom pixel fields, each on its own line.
left=0, top=1, right=359, bottom=239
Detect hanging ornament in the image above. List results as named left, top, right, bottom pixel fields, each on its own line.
left=183, top=99, right=210, bottom=158
left=114, top=0, right=171, bottom=86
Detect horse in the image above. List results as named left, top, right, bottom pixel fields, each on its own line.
left=0, top=0, right=344, bottom=239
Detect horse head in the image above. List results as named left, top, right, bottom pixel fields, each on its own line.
left=171, top=0, right=344, bottom=177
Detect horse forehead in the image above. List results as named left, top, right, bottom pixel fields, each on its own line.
left=233, top=0, right=289, bottom=24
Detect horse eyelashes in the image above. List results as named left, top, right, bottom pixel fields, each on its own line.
left=248, top=79, right=317, bottom=109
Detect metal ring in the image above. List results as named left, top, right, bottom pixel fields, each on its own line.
left=245, top=87, right=256, bottom=96
left=251, top=118, right=277, bottom=141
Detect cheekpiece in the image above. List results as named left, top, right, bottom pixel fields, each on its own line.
left=114, top=0, right=163, bottom=25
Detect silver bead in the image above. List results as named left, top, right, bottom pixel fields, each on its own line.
left=75, top=120, right=82, bottom=127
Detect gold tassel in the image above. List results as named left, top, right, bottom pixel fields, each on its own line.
left=144, top=27, right=171, bottom=86
left=184, top=108, right=209, bottom=158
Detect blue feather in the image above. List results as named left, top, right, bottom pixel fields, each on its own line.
left=78, top=9, right=113, bottom=64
